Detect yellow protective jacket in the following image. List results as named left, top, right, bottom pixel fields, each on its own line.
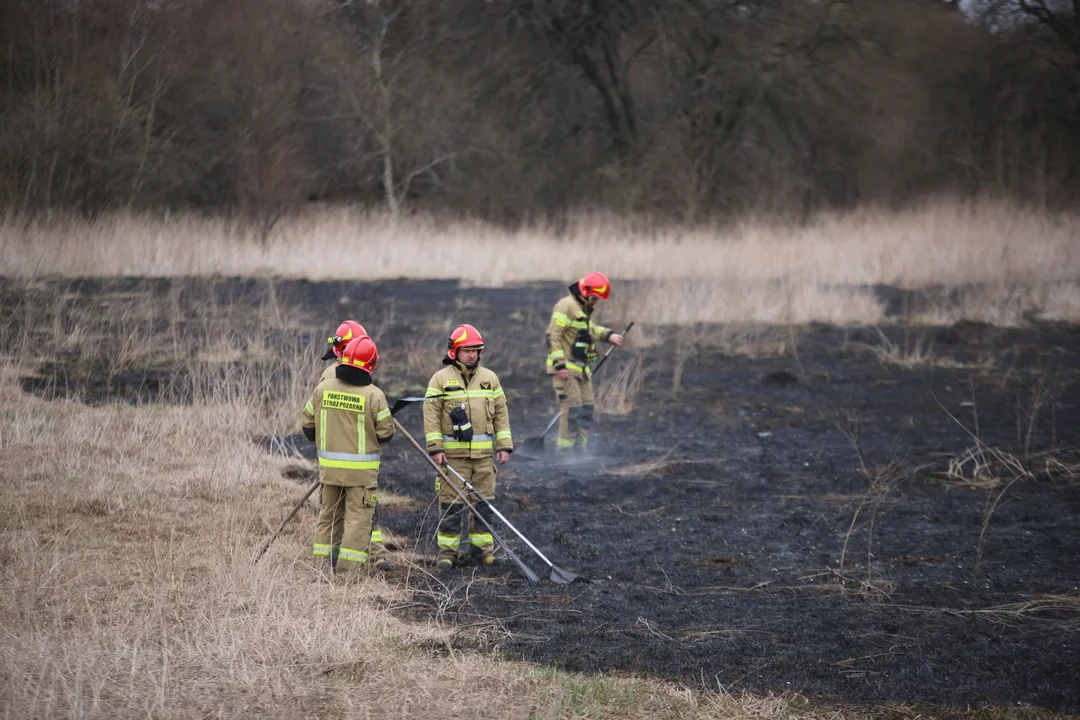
left=546, top=292, right=613, bottom=377
left=318, top=363, right=337, bottom=384
left=423, top=362, right=513, bottom=459
left=301, top=376, right=394, bottom=487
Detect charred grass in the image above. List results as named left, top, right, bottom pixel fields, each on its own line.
left=2, top=275, right=1079, bottom=717
left=0, top=279, right=865, bottom=720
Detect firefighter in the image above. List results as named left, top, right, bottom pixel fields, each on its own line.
left=423, top=324, right=513, bottom=573
left=301, top=334, right=394, bottom=577
left=545, top=271, right=625, bottom=454
left=319, top=320, right=368, bottom=383
left=315, top=319, right=393, bottom=569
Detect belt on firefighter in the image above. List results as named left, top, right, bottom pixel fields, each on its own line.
left=441, top=433, right=494, bottom=450
left=317, top=449, right=381, bottom=470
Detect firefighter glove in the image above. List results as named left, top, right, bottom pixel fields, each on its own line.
left=449, top=405, right=473, bottom=442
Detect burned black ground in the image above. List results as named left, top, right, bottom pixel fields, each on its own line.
left=6, top=277, right=1079, bottom=714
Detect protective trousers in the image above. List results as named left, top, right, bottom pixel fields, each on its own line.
left=313, top=483, right=377, bottom=573
left=552, top=374, right=595, bottom=453
left=434, top=456, right=497, bottom=562
left=368, top=515, right=389, bottom=566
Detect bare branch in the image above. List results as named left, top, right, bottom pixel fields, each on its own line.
left=399, top=152, right=458, bottom=200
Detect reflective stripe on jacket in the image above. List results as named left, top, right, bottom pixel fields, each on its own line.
left=300, top=377, right=394, bottom=486
left=546, top=293, right=612, bottom=376
left=423, top=363, right=513, bottom=458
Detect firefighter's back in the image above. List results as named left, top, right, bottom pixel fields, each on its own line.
left=310, top=376, right=389, bottom=488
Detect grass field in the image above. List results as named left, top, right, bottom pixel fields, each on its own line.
left=0, top=285, right=847, bottom=719
left=1, top=202, right=1077, bottom=718
left=2, top=200, right=1079, bottom=325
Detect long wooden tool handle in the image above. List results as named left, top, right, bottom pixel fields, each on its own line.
left=255, top=394, right=430, bottom=565
left=254, top=478, right=320, bottom=565
left=393, top=418, right=541, bottom=584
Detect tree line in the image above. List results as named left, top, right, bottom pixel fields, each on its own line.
left=1, top=0, right=1078, bottom=223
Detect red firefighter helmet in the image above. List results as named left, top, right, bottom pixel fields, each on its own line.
left=325, top=320, right=368, bottom=359
left=339, top=335, right=379, bottom=373
left=446, top=323, right=485, bottom=361
left=578, top=271, right=611, bottom=300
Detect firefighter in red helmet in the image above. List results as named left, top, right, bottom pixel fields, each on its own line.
left=545, top=272, right=624, bottom=454
left=423, top=324, right=513, bottom=573
left=301, top=334, right=394, bottom=578
left=319, top=320, right=368, bottom=383
left=314, top=321, right=393, bottom=568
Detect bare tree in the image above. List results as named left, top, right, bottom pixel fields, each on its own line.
left=336, top=0, right=460, bottom=215
left=516, top=0, right=660, bottom=156
left=1018, top=0, right=1080, bottom=65
left=3, top=0, right=1080, bottom=218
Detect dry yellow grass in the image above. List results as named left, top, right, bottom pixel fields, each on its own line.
left=2, top=202, right=1077, bottom=717
left=0, top=290, right=862, bottom=720
left=1, top=200, right=1076, bottom=285
left=593, top=353, right=645, bottom=416
left=854, top=327, right=996, bottom=371
left=1, top=268, right=1067, bottom=718
left=2, top=199, right=1079, bottom=326
left=623, top=281, right=887, bottom=325
left=0, top=389, right=764, bottom=719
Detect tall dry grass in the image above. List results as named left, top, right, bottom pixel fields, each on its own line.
left=2, top=288, right=869, bottom=719
left=5, top=387, right=778, bottom=719
left=0, top=200, right=1074, bottom=281
left=3, top=199, right=1078, bottom=326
